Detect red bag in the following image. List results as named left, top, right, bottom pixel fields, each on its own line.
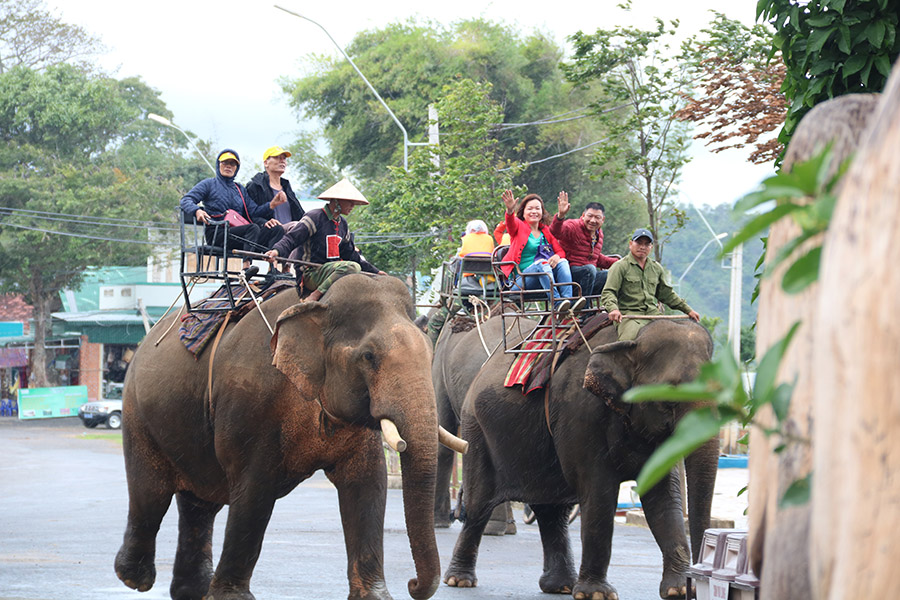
left=222, top=208, right=250, bottom=227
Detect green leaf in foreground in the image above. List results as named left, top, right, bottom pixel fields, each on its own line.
left=634, top=408, right=726, bottom=495
left=780, top=472, right=812, bottom=508
left=781, top=246, right=821, bottom=294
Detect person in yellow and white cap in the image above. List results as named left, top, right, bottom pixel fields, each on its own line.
left=246, top=145, right=305, bottom=228
left=264, top=178, right=386, bottom=301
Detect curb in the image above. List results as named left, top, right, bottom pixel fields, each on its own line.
left=625, top=510, right=735, bottom=530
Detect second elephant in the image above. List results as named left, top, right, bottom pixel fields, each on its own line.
left=444, top=317, right=717, bottom=599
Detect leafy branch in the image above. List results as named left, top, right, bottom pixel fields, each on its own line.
left=624, top=145, right=843, bottom=500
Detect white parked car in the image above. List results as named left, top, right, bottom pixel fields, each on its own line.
left=78, top=399, right=123, bottom=430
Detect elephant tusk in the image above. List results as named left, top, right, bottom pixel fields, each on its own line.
left=380, top=418, right=407, bottom=453
left=439, top=426, right=469, bottom=455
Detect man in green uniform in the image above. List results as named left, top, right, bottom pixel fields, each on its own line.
left=600, top=228, right=700, bottom=340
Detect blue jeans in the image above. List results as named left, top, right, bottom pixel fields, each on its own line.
left=511, top=259, right=573, bottom=304
left=570, top=264, right=609, bottom=296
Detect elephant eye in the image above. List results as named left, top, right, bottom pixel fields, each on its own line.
left=362, top=351, right=376, bottom=363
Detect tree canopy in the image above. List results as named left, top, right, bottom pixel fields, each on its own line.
left=758, top=0, right=900, bottom=150
left=563, top=17, right=694, bottom=261
left=0, top=0, right=102, bottom=74
left=0, top=64, right=205, bottom=385
left=281, top=17, right=645, bottom=275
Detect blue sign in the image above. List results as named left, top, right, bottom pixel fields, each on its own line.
left=0, top=322, right=24, bottom=337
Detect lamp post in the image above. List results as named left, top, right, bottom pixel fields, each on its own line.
left=274, top=5, right=429, bottom=171
left=677, top=232, right=728, bottom=290
left=147, top=113, right=216, bottom=175
left=690, top=205, right=742, bottom=362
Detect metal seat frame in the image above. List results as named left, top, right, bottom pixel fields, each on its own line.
left=490, top=245, right=588, bottom=355
left=178, top=209, right=289, bottom=314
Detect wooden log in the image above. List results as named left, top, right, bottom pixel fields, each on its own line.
left=749, top=93, right=879, bottom=600
left=811, top=68, right=900, bottom=599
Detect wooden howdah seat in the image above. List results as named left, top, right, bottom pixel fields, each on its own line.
left=178, top=208, right=290, bottom=314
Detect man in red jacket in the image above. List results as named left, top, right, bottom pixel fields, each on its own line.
left=549, top=191, right=619, bottom=297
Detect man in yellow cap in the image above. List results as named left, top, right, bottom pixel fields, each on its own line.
left=265, top=178, right=385, bottom=301
left=246, top=145, right=305, bottom=228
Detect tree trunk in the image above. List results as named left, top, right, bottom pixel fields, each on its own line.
left=810, top=68, right=900, bottom=599
left=28, top=275, right=51, bottom=388
left=748, top=93, right=880, bottom=599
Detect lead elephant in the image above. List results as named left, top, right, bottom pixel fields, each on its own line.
left=432, top=314, right=536, bottom=533
left=444, top=317, right=717, bottom=599
left=115, top=274, right=442, bottom=600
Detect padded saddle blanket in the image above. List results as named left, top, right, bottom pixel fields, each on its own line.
left=504, top=311, right=612, bottom=394
left=179, top=280, right=293, bottom=357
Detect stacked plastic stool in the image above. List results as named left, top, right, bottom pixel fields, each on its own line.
left=687, top=528, right=759, bottom=600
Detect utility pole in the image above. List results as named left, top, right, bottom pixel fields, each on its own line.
left=728, top=243, right=743, bottom=362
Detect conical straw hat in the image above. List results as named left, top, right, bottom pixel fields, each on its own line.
left=317, top=178, right=369, bottom=205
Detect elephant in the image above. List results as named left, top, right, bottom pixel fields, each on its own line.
left=114, top=274, right=451, bottom=600
left=444, top=316, right=718, bottom=599
left=432, top=314, right=537, bottom=533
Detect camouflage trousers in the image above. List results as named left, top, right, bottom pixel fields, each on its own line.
left=302, top=261, right=362, bottom=296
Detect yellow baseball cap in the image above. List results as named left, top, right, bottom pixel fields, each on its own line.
left=263, top=146, right=292, bottom=161
left=218, top=152, right=239, bottom=164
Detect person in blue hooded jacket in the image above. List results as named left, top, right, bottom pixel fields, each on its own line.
left=180, top=149, right=286, bottom=266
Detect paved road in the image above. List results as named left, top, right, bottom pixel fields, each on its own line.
left=0, top=417, right=671, bottom=600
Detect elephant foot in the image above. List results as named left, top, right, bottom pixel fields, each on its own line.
left=114, top=543, right=156, bottom=592
left=483, top=519, right=507, bottom=536
left=659, top=567, right=688, bottom=598
left=444, top=563, right=477, bottom=588
left=659, top=582, right=687, bottom=599
left=573, top=579, right=619, bottom=600
left=539, top=569, right=575, bottom=594
left=351, top=580, right=393, bottom=600
left=434, top=511, right=453, bottom=528
left=205, top=580, right=255, bottom=600
left=170, top=570, right=212, bottom=600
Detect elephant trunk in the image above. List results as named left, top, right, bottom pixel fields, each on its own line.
left=374, top=374, right=441, bottom=600
left=397, top=418, right=441, bottom=600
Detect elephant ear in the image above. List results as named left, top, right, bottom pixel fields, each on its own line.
left=271, top=302, right=327, bottom=399
left=584, top=339, right=636, bottom=399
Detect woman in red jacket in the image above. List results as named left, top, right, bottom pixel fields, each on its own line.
left=500, top=189, right=578, bottom=312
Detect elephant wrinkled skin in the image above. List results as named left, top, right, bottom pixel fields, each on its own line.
left=444, top=317, right=717, bottom=599
left=114, top=275, right=441, bottom=600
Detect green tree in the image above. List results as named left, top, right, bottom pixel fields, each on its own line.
left=356, top=79, right=522, bottom=283
left=563, top=17, right=694, bottom=261
left=0, top=65, right=199, bottom=386
left=0, top=0, right=102, bottom=74
left=281, top=18, right=636, bottom=229
left=758, top=0, right=900, bottom=151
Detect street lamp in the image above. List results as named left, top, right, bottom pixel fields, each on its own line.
left=147, top=113, right=216, bottom=175
left=677, top=232, right=728, bottom=290
left=274, top=5, right=429, bottom=171
left=689, top=204, right=743, bottom=362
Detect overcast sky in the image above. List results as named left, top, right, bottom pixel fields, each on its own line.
left=50, top=0, right=774, bottom=206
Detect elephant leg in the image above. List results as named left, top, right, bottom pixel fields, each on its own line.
left=530, top=504, right=577, bottom=593
left=685, top=438, right=718, bottom=561
left=483, top=503, right=510, bottom=536
left=444, top=437, right=497, bottom=589
left=206, top=483, right=276, bottom=600
left=329, top=451, right=391, bottom=600
left=115, top=429, right=175, bottom=593
left=170, top=492, right=223, bottom=600
left=641, top=470, right=692, bottom=599
left=573, top=479, right=620, bottom=600
left=434, top=444, right=456, bottom=527
left=434, top=405, right=459, bottom=528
